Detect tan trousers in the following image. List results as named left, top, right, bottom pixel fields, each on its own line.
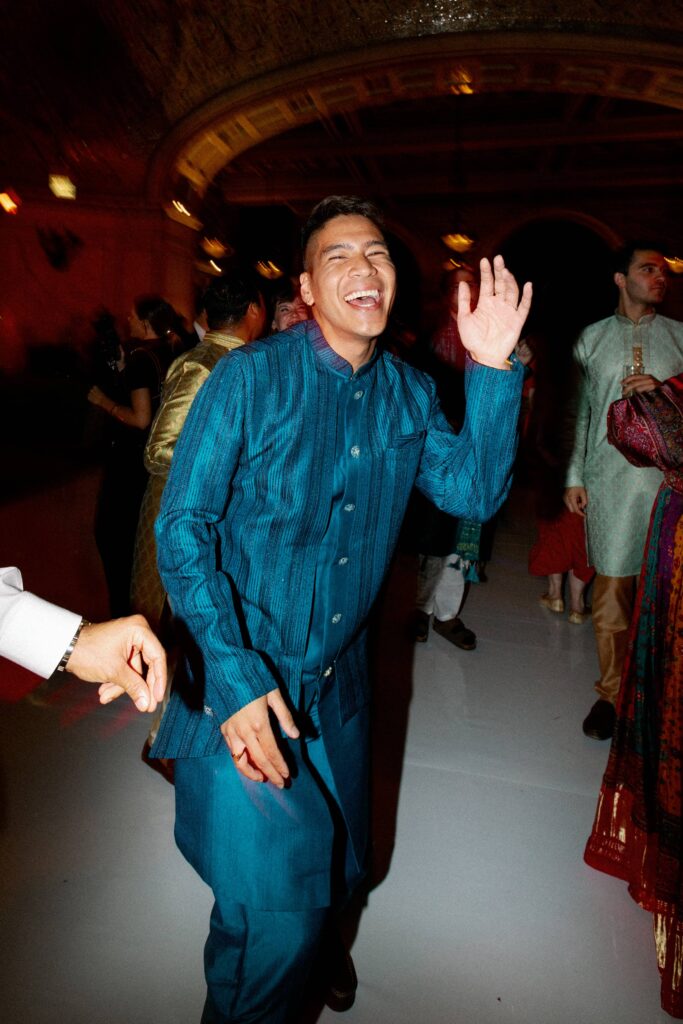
left=591, top=573, right=637, bottom=704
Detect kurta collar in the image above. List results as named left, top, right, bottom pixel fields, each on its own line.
left=305, top=318, right=380, bottom=380
left=615, top=311, right=657, bottom=327
left=203, top=329, right=245, bottom=351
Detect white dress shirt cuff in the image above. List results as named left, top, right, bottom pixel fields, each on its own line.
left=0, top=569, right=82, bottom=677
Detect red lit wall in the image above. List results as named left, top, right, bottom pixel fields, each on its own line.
left=0, top=198, right=197, bottom=372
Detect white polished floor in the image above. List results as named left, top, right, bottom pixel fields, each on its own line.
left=0, top=487, right=669, bottom=1023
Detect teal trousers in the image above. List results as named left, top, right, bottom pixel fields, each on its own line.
left=175, top=677, right=368, bottom=1021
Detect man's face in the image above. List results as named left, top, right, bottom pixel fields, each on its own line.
left=272, top=294, right=309, bottom=333
left=616, top=250, right=668, bottom=307
left=300, top=214, right=396, bottom=350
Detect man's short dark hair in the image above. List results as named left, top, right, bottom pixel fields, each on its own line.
left=301, top=196, right=386, bottom=269
left=202, top=269, right=263, bottom=331
left=134, top=295, right=179, bottom=338
left=613, top=240, right=666, bottom=276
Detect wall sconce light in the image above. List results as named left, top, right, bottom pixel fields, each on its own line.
left=49, top=175, right=77, bottom=199
left=449, top=67, right=474, bottom=96
left=0, top=190, right=20, bottom=214
left=441, top=233, right=474, bottom=253
left=172, top=199, right=192, bottom=217
left=255, top=260, right=284, bottom=280
left=202, top=237, right=231, bottom=259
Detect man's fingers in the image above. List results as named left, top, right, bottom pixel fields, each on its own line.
left=502, top=266, right=519, bottom=308
left=231, top=749, right=265, bottom=783
left=111, top=663, right=154, bottom=711
left=478, top=257, right=494, bottom=296
left=244, top=731, right=290, bottom=787
left=222, top=690, right=296, bottom=788
left=518, top=281, right=533, bottom=318
left=137, top=629, right=168, bottom=696
left=457, top=279, right=471, bottom=320
left=268, top=690, right=300, bottom=739
left=147, top=661, right=167, bottom=703
left=98, top=682, right=125, bottom=703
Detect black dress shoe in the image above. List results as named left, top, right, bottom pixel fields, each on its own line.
left=318, top=926, right=358, bottom=1013
left=325, top=947, right=358, bottom=1013
left=582, top=699, right=616, bottom=740
left=412, top=610, right=430, bottom=643
left=433, top=616, right=477, bottom=650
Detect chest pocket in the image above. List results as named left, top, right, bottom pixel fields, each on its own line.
left=384, top=431, right=426, bottom=535
left=387, top=431, right=426, bottom=451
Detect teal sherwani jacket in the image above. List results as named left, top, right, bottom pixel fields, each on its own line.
left=152, top=320, right=523, bottom=756
left=151, top=320, right=523, bottom=908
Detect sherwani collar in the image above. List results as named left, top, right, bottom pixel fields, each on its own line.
left=615, top=310, right=657, bottom=327
left=305, top=319, right=380, bottom=380
left=203, top=329, right=246, bottom=351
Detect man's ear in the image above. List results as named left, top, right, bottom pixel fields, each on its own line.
left=614, top=271, right=625, bottom=290
left=300, top=272, right=314, bottom=307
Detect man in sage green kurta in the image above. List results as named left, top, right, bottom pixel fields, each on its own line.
left=565, top=243, right=683, bottom=740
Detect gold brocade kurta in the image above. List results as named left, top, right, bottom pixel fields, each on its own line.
left=130, top=330, right=246, bottom=628
left=565, top=312, right=683, bottom=576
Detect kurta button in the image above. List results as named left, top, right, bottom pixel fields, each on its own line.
left=344, top=503, right=355, bottom=512
left=323, top=666, right=333, bottom=677
left=338, top=556, right=348, bottom=565
left=350, top=445, right=361, bottom=458
left=331, top=613, right=342, bottom=624
left=354, top=390, right=364, bottom=399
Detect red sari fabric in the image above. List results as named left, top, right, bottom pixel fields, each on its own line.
left=585, top=374, right=683, bottom=1017
left=528, top=507, right=594, bottom=583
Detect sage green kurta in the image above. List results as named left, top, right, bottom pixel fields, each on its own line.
left=565, top=313, right=683, bottom=576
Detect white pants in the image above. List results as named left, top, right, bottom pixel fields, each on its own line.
left=416, top=553, right=466, bottom=621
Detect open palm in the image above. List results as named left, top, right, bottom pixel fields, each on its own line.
left=458, top=255, right=532, bottom=369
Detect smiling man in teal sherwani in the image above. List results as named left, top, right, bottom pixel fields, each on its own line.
left=151, top=196, right=532, bottom=1022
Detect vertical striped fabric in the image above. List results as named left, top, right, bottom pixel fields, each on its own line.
left=152, top=320, right=523, bottom=758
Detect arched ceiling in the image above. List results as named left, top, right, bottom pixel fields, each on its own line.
left=2, top=0, right=683, bottom=207
left=156, top=33, right=683, bottom=204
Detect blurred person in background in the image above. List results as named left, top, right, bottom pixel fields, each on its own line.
left=130, top=271, right=267, bottom=770
left=87, top=296, right=178, bottom=616
left=585, top=372, right=683, bottom=1018
left=269, top=276, right=309, bottom=334
left=564, top=243, right=683, bottom=740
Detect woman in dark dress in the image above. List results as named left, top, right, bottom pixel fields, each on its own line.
left=88, top=296, right=178, bottom=616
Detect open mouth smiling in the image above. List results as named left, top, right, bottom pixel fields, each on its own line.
left=344, top=289, right=381, bottom=308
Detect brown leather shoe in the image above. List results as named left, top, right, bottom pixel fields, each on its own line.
left=582, top=699, right=616, bottom=741
left=433, top=616, right=477, bottom=650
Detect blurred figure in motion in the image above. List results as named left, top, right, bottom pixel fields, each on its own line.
left=88, top=296, right=177, bottom=616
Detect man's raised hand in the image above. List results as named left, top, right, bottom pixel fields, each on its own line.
left=458, top=256, right=532, bottom=370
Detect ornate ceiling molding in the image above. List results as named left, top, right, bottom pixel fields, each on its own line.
left=147, top=30, right=683, bottom=207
